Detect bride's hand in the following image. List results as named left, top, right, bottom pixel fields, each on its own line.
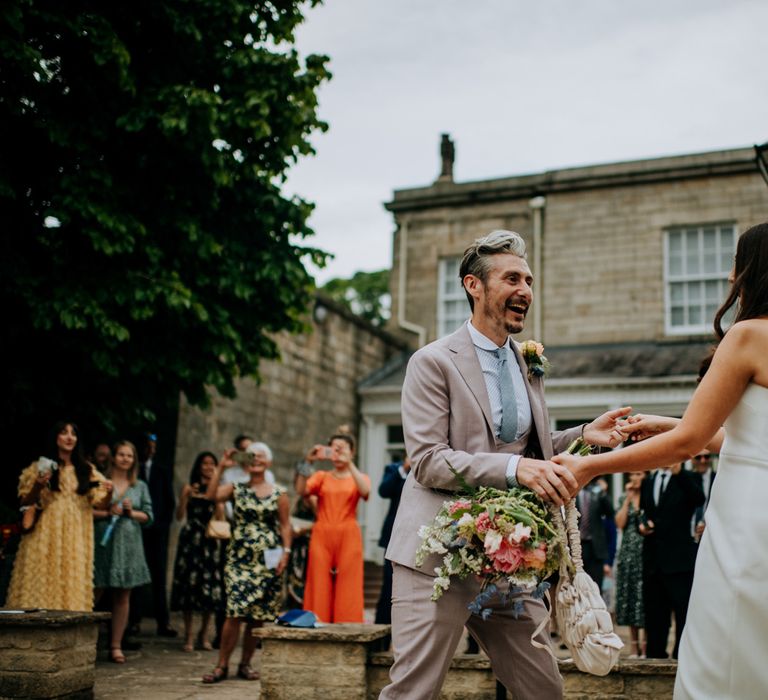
left=623, top=414, right=680, bottom=442
left=551, top=452, right=592, bottom=494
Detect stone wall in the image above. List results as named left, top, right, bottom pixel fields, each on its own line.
left=254, top=623, right=677, bottom=700
left=0, top=610, right=109, bottom=699
left=174, top=295, right=407, bottom=489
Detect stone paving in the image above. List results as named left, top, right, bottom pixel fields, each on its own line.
left=94, top=616, right=262, bottom=700
left=94, top=611, right=644, bottom=699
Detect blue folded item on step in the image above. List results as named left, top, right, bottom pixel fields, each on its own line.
left=276, top=610, right=321, bottom=628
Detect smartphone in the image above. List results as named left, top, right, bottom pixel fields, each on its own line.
left=232, top=450, right=253, bottom=467
left=324, top=447, right=332, bottom=459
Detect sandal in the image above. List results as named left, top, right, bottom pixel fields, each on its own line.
left=202, top=666, right=228, bottom=684
left=196, top=631, right=213, bottom=651
left=237, top=663, right=259, bottom=681
left=109, top=647, right=126, bottom=664
left=182, top=641, right=194, bottom=653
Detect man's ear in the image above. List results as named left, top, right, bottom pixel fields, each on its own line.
left=463, top=274, right=482, bottom=304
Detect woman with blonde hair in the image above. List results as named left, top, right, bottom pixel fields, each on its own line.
left=93, top=440, right=153, bottom=663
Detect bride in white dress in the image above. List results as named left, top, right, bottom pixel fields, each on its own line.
left=555, top=221, right=768, bottom=699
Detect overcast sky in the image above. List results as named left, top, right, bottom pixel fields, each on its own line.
left=287, top=0, right=768, bottom=284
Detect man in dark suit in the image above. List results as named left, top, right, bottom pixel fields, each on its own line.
left=374, top=457, right=410, bottom=625
left=639, top=462, right=705, bottom=658
left=135, top=433, right=177, bottom=637
left=575, top=479, right=615, bottom=594
left=690, top=451, right=716, bottom=542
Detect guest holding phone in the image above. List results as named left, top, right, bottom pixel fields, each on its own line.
left=7, top=421, right=112, bottom=612
left=296, top=427, right=370, bottom=623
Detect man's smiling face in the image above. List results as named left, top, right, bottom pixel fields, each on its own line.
left=467, top=253, right=533, bottom=340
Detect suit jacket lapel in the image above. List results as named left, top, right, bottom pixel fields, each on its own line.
left=511, top=341, right=551, bottom=455
left=448, top=325, right=495, bottom=434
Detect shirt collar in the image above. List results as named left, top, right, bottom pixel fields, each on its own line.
left=467, top=320, right=509, bottom=351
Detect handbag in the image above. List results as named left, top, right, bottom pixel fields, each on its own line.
left=205, top=514, right=231, bottom=540
left=551, top=499, right=623, bottom=676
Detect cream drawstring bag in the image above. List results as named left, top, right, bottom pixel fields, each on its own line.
left=550, top=499, right=624, bottom=675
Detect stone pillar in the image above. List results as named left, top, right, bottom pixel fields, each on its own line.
left=253, top=623, right=390, bottom=700
left=0, top=610, right=110, bottom=699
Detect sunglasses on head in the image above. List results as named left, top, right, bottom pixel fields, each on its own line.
left=693, top=455, right=712, bottom=461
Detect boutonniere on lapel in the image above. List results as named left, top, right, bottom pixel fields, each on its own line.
left=519, top=340, right=550, bottom=380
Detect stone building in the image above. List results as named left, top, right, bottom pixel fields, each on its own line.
left=358, top=142, right=767, bottom=560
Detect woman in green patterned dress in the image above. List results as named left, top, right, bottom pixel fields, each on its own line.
left=614, top=471, right=646, bottom=657
left=93, top=440, right=153, bottom=664
left=201, top=442, right=291, bottom=683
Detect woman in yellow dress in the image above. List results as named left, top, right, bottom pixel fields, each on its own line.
left=7, top=421, right=113, bottom=611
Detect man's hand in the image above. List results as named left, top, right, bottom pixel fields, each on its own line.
left=582, top=407, right=633, bottom=448
left=516, top=458, right=579, bottom=506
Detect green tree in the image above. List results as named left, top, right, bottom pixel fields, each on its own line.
left=0, top=1, right=330, bottom=461
left=321, top=269, right=391, bottom=326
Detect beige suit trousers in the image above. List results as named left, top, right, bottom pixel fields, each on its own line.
left=379, top=564, right=562, bottom=700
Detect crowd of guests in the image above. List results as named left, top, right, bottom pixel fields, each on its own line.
left=575, top=450, right=716, bottom=659
left=2, top=421, right=375, bottom=684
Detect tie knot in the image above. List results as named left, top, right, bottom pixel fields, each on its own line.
left=495, top=345, right=509, bottom=363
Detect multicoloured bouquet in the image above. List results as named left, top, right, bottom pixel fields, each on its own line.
left=416, top=439, right=592, bottom=612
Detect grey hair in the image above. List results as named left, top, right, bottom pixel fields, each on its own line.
left=246, top=441, right=273, bottom=463
left=458, top=230, right=527, bottom=310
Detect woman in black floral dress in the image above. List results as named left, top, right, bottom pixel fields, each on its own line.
left=614, top=471, right=646, bottom=657
left=202, top=443, right=291, bottom=684
left=170, top=452, right=225, bottom=652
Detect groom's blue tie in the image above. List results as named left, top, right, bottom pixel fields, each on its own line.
left=496, top=345, right=518, bottom=443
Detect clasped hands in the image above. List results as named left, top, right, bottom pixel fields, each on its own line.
left=517, top=407, right=654, bottom=505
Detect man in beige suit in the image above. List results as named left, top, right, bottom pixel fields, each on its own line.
left=380, top=231, right=630, bottom=700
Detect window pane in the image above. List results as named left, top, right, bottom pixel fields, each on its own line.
left=702, top=250, right=717, bottom=274
left=685, top=243, right=700, bottom=275
left=687, top=281, right=702, bottom=303
left=668, top=253, right=683, bottom=276
left=671, top=307, right=685, bottom=326
left=720, top=251, right=733, bottom=273
left=704, top=280, right=720, bottom=302
left=688, top=305, right=703, bottom=325
left=705, top=303, right=718, bottom=319
left=668, top=231, right=682, bottom=254
left=720, top=226, right=734, bottom=249
left=670, top=283, right=685, bottom=303
left=702, top=227, right=716, bottom=249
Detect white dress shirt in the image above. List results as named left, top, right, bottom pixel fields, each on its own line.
left=467, top=321, right=532, bottom=486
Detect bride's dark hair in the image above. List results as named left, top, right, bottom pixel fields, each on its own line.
left=699, top=222, right=768, bottom=379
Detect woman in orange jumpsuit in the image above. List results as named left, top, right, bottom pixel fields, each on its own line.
left=298, top=431, right=370, bottom=623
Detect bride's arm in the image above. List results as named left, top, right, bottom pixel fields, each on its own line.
left=555, top=321, right=757, bottom=486
left=624, top=415, right=724, bottom=453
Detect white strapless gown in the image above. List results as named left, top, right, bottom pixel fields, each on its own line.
left=674, top=383, right=768, bottom=699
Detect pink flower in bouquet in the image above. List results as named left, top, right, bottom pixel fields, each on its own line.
left=522, top=543, right=547, bottom=571
left=488, top=539, right=525, bottom=574
left=449, top=500, right=472, bottom=515
left=475, top=512, right=491, bottom=533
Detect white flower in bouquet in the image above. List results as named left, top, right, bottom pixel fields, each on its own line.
left=37, top=457, right=58, bottom=476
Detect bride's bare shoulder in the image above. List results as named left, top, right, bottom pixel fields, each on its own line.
left=732, top=318, right=768, bottom=340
